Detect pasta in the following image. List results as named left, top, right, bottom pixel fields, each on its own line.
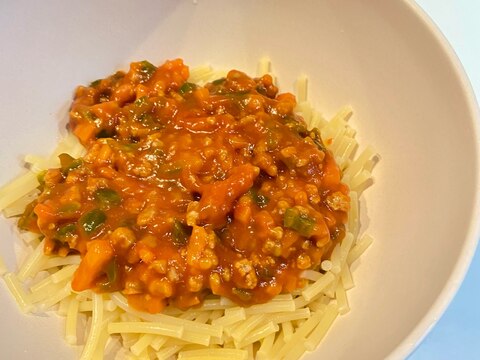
left=0, top=58, right=377, bottom=359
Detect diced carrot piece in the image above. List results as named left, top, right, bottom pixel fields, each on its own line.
left=73, top=122, right=96, bottom=144
left=72, top=240, right=114, bottom=291
left=33, top=203, right=57, bottom=227
left=322, top=153, right=341, bottom=189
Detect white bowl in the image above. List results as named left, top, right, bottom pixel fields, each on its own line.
left=0, top=1, right=479, bottom=359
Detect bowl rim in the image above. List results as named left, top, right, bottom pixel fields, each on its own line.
left=388, top=1, right=480, bottom=359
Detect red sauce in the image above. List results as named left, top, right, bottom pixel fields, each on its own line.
left=20, top=59, right=350, bottom=313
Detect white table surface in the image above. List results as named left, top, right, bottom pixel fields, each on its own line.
left=409, top=1, right=480, bottom=359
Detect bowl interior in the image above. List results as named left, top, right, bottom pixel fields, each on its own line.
left=0, top=1, right=478, bottom=359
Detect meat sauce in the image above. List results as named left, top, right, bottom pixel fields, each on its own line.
left=20, top=59, right=350, bottom=313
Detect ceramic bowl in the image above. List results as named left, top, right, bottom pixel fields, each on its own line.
left=0, top=1, right=478, bottom=359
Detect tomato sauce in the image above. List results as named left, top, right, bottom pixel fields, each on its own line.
left=20, top=59, right=350, bottom=313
